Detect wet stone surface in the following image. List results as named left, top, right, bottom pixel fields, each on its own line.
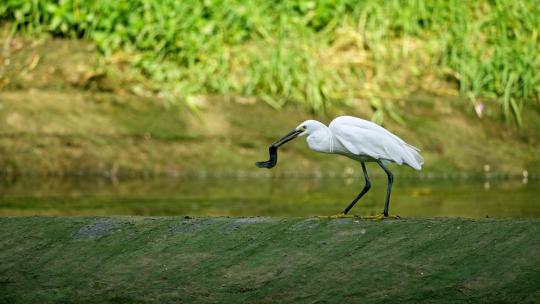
left=170, top=218, right=222, bottom=234
left=220, top=217, right=271, bottom=234
left=74, top=218, right=124, bottom=238
left=327, top=218, right=356, bottom=226
left=290, top=218, right=321, bottom=231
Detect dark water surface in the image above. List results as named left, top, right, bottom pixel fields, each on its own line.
left=0, top=176, right=538, bottom=218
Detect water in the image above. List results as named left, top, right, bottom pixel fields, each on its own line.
left=0, top=176, right=538, bottom=218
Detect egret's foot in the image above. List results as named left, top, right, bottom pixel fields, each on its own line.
left=361, top=214, right=401, bottom=221
left=327, top=213, right=357, bottom=219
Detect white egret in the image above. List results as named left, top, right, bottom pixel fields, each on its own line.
left=256, top=116, right=424, bottom=219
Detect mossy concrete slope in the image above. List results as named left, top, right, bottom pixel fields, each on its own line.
left=1, top=216, right=539, bottom=303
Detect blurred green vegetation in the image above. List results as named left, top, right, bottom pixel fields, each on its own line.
left=1, top=0, right=539, bottom=125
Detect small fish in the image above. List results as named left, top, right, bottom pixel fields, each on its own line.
left=255, top=146, right=278, bottom=168
left=255, top=129, right=302, bottom=169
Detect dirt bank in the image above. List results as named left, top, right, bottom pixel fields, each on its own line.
left=1, top=36, right=540, bottom=176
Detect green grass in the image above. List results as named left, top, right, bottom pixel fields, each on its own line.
left=1, top=0, right=539, bottom=124
left=1, top=216, right=539, bottom=303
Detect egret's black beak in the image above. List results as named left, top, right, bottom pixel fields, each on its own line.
left=271, top=129, right=302, bottom=148
left=255, top=129, right=302, bottom=169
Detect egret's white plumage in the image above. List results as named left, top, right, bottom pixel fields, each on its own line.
left=296, top=116, right=424, bottom=170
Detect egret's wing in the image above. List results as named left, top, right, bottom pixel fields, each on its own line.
left=330, top=116, right=421, bottom=151
left=330, top=116, right=424, bottom=169
left=332, top=124, right=405, bottom=164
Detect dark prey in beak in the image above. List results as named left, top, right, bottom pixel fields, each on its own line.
left=255, top=129, right=302, bottom=169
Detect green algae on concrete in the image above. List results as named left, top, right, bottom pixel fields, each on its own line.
left=1, top=216, right=539, bottom=303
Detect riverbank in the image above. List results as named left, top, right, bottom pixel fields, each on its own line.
left=1, top=216, right=539, bottom=303
left=2, top=88, right=539, bottom=177
left=1, top=36, right=540, bottom=176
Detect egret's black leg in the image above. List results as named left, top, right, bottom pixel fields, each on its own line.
left=377, top=160, right=394, bottom=217
left=343, top=162, right=371, bottom=215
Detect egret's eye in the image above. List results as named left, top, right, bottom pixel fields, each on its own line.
left=302, top=125, right=307, bottom=130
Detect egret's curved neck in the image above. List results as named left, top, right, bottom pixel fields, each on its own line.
left=326, top=128, right=334, bottom=153
left=306, top=126, right=334, bottom=153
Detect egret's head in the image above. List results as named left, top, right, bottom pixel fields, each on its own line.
left=270, top=120, right=325, bottom=148
left=295, top=120, right=326, bottom=136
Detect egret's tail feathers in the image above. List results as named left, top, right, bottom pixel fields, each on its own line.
left=405, top=143, right=421, bottom=152
left=403, top=145, right=424, bottom=170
